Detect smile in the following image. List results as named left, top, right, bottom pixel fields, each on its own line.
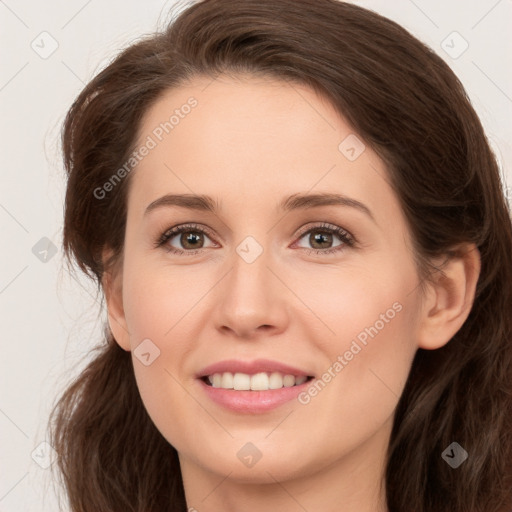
left=203, top=371, right=311, bottom=390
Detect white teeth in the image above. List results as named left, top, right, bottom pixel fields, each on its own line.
left=207, top=371, right=309, bottom=390
left=269, top=371, right=284, bottom=389
left=250, top=372, right=269, bottom=390
left=295, top=375, right=307, bottom=385
left=233, top=373, right=251, bottom=390
left=221, top=372, right=234, bottom=389
left=283, top=374, right=295, bottom=387
left=211, top=373, right=222, bottom=387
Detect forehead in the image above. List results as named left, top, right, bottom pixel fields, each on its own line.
left=127, top=74, right=397, bottom=224
left=136, top=73, right=345, bottom=157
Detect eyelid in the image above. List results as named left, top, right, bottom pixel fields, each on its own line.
left=291, top=222, right=355, bottom=252
left=156, top=221, right=356, bottom=255
left=294, top=222, right=352, bottom=240
left=155, top=222, right=217, bottom=249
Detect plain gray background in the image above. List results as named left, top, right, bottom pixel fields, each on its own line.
left=1, top=1, right=511, bottom=510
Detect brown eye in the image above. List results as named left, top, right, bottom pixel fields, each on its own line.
left=156, top=223, right=217, bottom=255
left=295, top=223, right=353, bottom=254
left=308, top=231, right=334, bottom=250
left=179, top=231, right=205, bottom=250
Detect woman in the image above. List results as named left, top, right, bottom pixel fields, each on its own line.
left=48, top=0, right=512, bottom=511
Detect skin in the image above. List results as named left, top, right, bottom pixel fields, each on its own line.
left=103, top=74, right=480, bottom=512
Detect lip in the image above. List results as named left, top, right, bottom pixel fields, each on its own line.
left=196, top=358, right=313, bottom=378
left=197, top=377, right=313, bottom=413
left=195, top=358, right=315, bottom=414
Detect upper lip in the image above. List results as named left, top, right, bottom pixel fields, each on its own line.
left=196, top=358, right=313, bottom=378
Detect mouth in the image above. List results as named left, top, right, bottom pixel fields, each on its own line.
left=197, top=371, right=315, bottom=413
left=195, top=359, right=316, bottom=412
left=200, top=372, right=315, bottom=391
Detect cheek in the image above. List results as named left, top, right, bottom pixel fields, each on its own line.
left=121, top=264, right=211, bottom=448
left=309, top=314, right=418, bottom=450
left=294, top=258, right=420, bottom=427
left=291, top=256, right=417, bottom=357
left=122, top=261, right=203, bottom=342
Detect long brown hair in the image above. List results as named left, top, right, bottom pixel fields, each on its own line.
left=48, top=1, right=512, bottom=510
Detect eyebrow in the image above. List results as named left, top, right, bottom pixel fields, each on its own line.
left=144, top=192, right=375, bottom=221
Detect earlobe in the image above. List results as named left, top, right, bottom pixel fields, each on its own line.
left=101, top=247, right=131, bottom=352
left=417, top=244, right=481, bottom=350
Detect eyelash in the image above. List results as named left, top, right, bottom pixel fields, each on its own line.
left=153, top=222, right=356, bottom=256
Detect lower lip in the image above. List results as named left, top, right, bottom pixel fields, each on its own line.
left=197, top=378, right=313, bottom=413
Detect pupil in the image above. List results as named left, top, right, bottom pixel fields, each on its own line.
left=178, top=230, right=333, bottom=251
left=182, top=232, right=203, bottom=249
left=312, top=232, right=332, bottom=248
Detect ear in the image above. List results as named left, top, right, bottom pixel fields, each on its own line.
left=101, top=247, right=131, bottom=351
left=417, top=243, right=481, bottom=350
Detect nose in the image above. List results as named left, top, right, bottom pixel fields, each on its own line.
left=211, top=244, right=289, bottom=340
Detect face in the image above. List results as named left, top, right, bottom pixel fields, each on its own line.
left=107, top=74, right=426, bottom=487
